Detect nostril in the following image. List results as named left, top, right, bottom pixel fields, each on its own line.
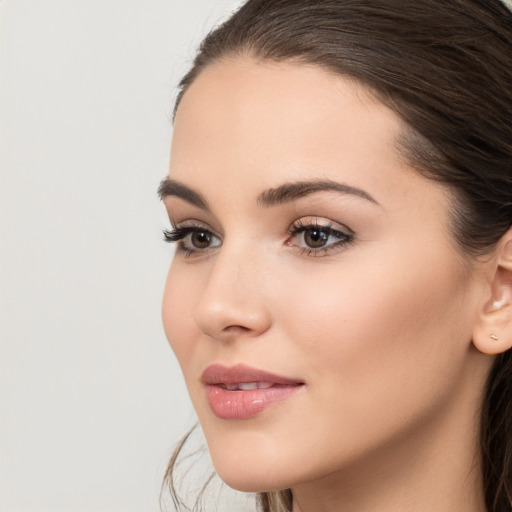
left=192, top=277, right=272, bottom=340
left=222, top=325, right=252, bottom=335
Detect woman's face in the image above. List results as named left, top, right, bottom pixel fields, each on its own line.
left=162, top=59, right=487, bottom=492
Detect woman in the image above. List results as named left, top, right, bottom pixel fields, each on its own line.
left=158, top=1, right=512, bottom=511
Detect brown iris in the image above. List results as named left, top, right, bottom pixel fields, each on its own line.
left=190, top=230, right=212, bottom=249
left=304, top=228, right=329, bottom=248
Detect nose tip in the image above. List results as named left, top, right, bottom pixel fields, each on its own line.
left=192, top=254, right=272, bottom=341
left=194, top=297, right=271, bottom=342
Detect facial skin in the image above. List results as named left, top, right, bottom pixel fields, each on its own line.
left=161, top=59, right=495, bottom=512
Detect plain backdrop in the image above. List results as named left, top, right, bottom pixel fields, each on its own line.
left=0, top=1, right=246, bottom=511
left=4, top=1, right=512, bottom=512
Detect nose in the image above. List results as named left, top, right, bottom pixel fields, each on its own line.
left=192, top=247, right=272, bottom=342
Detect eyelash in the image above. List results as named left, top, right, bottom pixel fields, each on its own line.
left=162, top=220, right=355, bottom=258
left=162, top=224, right=219, bottom=257
left=286, top=219, right=355, bottom=257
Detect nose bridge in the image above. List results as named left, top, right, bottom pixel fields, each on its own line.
left=192, top=239, right=271, bottom=340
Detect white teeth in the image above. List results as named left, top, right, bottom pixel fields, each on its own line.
left=239, top=382, right=259, bottom=390
left=224, top=382, right=274, bottom=391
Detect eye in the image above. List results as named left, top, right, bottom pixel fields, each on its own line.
left=302, top=227, right=331, bottom=248
left=163, top=224, right=221, bottom=255
left=188, top=230, right=215, bottom=249
left=286, top=219, right=354, bottom=256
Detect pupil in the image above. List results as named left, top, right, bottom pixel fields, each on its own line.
left=192, top=231, right=210, bottom=248
left=305, top=229, right=328, bottom=248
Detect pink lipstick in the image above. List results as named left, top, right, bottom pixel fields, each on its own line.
left=202, top=364, right=304, bottom=420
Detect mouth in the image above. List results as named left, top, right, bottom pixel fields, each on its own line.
left=219, top=382, right=280, bottom=390
left=201, top=364, right=305, bottom=420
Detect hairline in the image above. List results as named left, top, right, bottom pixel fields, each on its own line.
left=172, top=51, right=486, bottom=266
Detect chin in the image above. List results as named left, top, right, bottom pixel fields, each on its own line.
left=215, top=465, right=290, bottom=494
left=207, top=439, right=296, bottom=493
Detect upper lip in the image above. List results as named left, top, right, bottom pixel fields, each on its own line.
left=201, top=363, right=304, bottom=386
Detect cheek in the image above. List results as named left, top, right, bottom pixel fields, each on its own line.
left=275, top=248, right=472, bottom=437
left=162, top=263, right=199, bottom=368
left=281, top=239, right=469, bottom=359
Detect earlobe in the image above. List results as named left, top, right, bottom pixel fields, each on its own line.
left=473, top=233, right=512, bottom=356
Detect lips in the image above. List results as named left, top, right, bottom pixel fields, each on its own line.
left=202, top=364, right=304, bottom=420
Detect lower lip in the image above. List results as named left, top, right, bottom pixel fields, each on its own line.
left=206, top=385, right=304, bottom=420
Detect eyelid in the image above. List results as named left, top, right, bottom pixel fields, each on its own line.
left=287, top=217, right=354, bottom=236
left=162, top=220, right=222, bottom=257
left=162, top=217, right=355, bottom=258
left=172, top=218, right=215, bottom=230
left=285, top=217, right=355, bottom=257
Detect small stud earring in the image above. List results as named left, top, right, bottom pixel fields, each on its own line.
left=490, top=334, right=499, bottom=341
left=493, top=299, right=505, bottom=310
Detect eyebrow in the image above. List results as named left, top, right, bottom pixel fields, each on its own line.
left=158, top=177, right=209, bottom=210
left=158, top=177, right=379, bottom=209
left=257, top=179, right=379, bottom=207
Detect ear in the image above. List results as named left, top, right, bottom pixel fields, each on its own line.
left=473, top=229, right=512, bottom=355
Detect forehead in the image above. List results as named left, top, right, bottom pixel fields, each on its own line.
left=170, top=58, right=423, bottom=206
left=173, top=58, right=401, bottom=154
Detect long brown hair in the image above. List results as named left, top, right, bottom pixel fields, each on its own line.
left=163, top=1, right=512, bottom=510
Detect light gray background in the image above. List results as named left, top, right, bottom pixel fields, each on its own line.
left=0, top=1, right=244, bottom=511
left=3, top=1, right=512, bottom=511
